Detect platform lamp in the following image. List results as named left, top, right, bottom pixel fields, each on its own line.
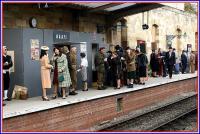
left=142, top=11, right=149, bottom=30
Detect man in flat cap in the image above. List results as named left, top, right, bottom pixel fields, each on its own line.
left=95, top=47, right=107, bottom=90
left=3, top=46, right=13, bottom=103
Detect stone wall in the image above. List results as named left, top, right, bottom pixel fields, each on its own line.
left=3, top=4, right=198, bottom=55
left=3, top=4, right=106, bottom=33
left=125, top=7, right=197, bottom=57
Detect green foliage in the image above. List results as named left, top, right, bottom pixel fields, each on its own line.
left=184, top=3, right=196, bottom=14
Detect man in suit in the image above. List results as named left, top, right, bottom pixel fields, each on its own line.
left=3, top=46, right=13, bottom=103
left=166, top=47, right=176, bottom=79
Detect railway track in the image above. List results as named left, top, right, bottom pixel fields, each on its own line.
left=155, top=110, right=197, bottom=131
left=101, top=95, right=197, bottom=131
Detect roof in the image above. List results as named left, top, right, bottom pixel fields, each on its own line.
left=34, top=3, right=165, bottom=21
left=73, top=3, right=136, bottom=12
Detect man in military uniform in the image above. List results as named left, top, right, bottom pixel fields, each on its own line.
left=3, top=46, right=13, bottom=104
left=69, top=47, right=78, bottom=95
left=95, top=47, right=107, bottom=90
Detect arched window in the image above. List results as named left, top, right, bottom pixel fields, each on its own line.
left=176, top=28, right=182, bottom=56
left=151, top=24, right=159, bottom=50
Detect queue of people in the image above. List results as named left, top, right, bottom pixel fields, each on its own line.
left=149, top=47, right=196, bottom=79
left=96, top=45, right=149, bottom=89
left=2, top=44, right=197, bottom=103
left=38, top=45, right=198, bottom=100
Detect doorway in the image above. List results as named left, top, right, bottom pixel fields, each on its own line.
left=53, top=43, right=71, bottom=53
left=92, top=43, right=99, bottom=83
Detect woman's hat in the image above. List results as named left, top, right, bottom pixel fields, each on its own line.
left=41, top=46, right=49, bottom=50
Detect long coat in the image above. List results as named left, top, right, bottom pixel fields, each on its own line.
left=190, top=53, right=195, bottom=73
left=181, top=53, right=187, bottom=67
left=150, top=53, right=159, bottom=72
left=40, top=55, right=52, bottom=89
left=125, top=53, right=136, bottom=72
left=57, top=54, right=72, bottom=88
left=111, top=56, right=122, bottom=78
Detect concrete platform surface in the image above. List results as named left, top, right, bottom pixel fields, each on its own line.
left=3, top=72, right=197, bottom=119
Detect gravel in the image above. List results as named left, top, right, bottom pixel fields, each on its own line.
left=103, top=96, right=197, bottom=131
left=156, top=110, right=197, bottom=131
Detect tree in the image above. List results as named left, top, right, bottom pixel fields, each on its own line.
left=184, top=3, right=197, bottom=14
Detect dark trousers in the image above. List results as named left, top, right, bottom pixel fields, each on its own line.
left=167, top=65, right=173, bottom=78
left=182, top=63, right=187, bottom=74
left=163, top=64, right=167, bottom=77
left=3, top=72, right=10, bottom=90
left=3, top=72, right=11, bottom=99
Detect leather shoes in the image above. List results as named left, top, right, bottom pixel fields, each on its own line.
left=102, top=86, right=107, bottom=89
left=98, top=87, right=105, bottom=90
left=51, top=95, right=57, bottom=99
left=69, top=91, right=78, bottom=95
left=5, top=98, right=12, bottom=101
left=42, top=96, right=50, bottom=101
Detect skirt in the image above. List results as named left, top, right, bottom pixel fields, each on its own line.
left=81, top=67, right=87, bottom=82
left=127, top=71, right=136, bottom=79
left=139, top=66, right=147, bottom=77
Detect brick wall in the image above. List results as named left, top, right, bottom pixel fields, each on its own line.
left=3, top=78, right=196, bottom=132
left=3, top=4, right=106, bottom=33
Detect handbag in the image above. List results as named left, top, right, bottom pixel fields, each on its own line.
left=58, top=75, right=64, bottom=82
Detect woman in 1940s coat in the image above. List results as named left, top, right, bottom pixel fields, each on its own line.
left=40, top=46, right=53, bottom=101
left=110, top=51, right=122, bottom=89
left=125, top=48, right=136, bottom=88
left=56, top=48, right=72, bottom=99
